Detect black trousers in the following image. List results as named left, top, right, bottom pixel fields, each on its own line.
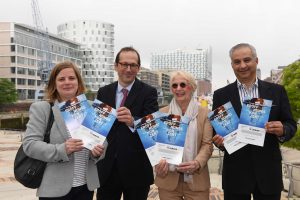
left=39, top=184, right=94, bottom=200
left=224, top=184, right=281, bottom=200
left=97, top=163, right=150, bottom=200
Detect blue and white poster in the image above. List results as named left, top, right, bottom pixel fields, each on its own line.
left=77, top=99, right=117, bottom=150
left=156, top=114, right=190, bottom=165
left=135, top=111, right=165, bottom=166
left=58, top=94, right=93, bottom=148
left=208, top=102, right=246, bottom=154
left=237, top=98, right=272, bottom=147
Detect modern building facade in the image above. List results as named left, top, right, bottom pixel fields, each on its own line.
left=150, top=47, right=212, bottom=81
left=57, top=20, right=114, bottom=92
left=0, top=22, right=82, bottom=101
left=197, top=79, right=212, bottom=96
left=137, top=67, right=159, bottom=89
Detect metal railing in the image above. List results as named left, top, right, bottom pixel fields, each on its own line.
left=282, top=161, right=300, bottom=198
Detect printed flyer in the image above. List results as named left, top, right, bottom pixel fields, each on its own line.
left=156, top=114, right=190, bottom=165
left=208, top=102, right=246, bottom=154
left=58, top=94, right=92, bottom=145
left=135, top=111, right=165, bottom=166
left=237, top=98, right=272, bottom=147
left=77, top=99, right=117, bottom=150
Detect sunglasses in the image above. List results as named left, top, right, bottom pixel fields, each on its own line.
left=171, top=82, right=187, bottom=89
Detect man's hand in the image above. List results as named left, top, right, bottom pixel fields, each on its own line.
left=117, top=106, right=134, bottom=127
left=91, top=144, right=105, bottom=157
left=265, top=121, right=284, bottom=137
left=212, top=134, right=224, bottom=148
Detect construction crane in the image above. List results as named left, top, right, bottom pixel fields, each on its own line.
left=31, top=0, right=53, bottom=101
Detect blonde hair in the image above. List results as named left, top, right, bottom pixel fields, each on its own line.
left=170, top=70, right=197, bottom=93
left=46, top=61, right=86, bottom=102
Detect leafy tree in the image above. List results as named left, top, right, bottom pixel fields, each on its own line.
left=0, top=78, right=17, bottom=104
left=281, top=61, right=300, bottom=121
left=281, top=61, right=300, bottom=150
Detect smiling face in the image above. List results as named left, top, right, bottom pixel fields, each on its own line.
left=171, top=75, right=193, bottom=105
left=55, top=68, right=78, bottom=102
left=231, top=46, right=258, bottom=84
left=115, top=51, right=140, bottom=87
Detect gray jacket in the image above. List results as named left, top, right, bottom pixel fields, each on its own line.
left=22, top=101, right=100, bottom=197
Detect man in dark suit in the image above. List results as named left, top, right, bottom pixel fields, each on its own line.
left=212, top=43, right=297, bottom=200
left=96, top=47, right=159, bottom=200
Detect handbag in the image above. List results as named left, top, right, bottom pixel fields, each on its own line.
left=14, top=102, right=54, bottom=188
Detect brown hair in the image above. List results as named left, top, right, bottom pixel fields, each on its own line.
left=46, top=61, right=86, bottom=102
left=115, top=46, right=141, bottom=66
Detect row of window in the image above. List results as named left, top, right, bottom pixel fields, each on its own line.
left=10, top=67, right=36, bottom=76
left=11, top=78, right=40, bottom=86
left=14, top=32, right=81, bottom=57
left=59, top=22, right=113, bottom=31
left=83, top=70, right=114, bottom=77
left=84, top=77, right=114, bottom=83
left=82, top=50, right=114, bottom=57
left=17, top=89, right=36, bottom=100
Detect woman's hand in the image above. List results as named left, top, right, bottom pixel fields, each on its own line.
left=155, top=159, right=169, bottom=178
left=91, top=144, right=105, bottom=157
left=176, top=160, right=200, bottom=174
left=65, top=138, right=84, bottom=155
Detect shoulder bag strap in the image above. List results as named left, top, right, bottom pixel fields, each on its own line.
left=44, top=102, right=54, bottom=143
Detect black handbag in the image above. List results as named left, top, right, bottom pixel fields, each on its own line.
left=14, top=102, right=54, bottom=188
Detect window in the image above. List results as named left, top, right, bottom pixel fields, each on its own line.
left=10, top=67, right=16, bottom=74
left=11, top=45, right=15, bottom=52
left=17, top=78, right=26, bottom=85
left=28, top=90, right=35, bottom=99
left=11, top=56, right=15, bottom=63
left=28, top=69, right=35, bottom=76
left=28, top=79, right=35, bottom=85
left=17, top=67, right=26, bottom=75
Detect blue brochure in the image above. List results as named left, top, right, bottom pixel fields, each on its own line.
left=208, top=102, right=246, bottom=154
left=58, top=94, right=91, bottom=133
left=135, top=111, right=166, bottom=166
left=77, top=99, right=117, bottom=150
left=237, top=98, right=272, bottom=147
left=156, top=114, right=190, bottom=165
left=208, top=102, right=239, bottom=137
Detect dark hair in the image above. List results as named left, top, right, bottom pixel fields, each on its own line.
left=115, top=46, right=141, bottom=66
left=46, top=61, right=86, bottom=102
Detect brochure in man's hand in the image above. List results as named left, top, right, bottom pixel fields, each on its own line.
left=58, top=94, right=92, bottom=144
left=208, top=102, right=246, bottom=154
left=135, top=111, right=164, bottom=166
left=237, top=98, right=272, bottom=147
left=76, top=99, right=117, bottom=150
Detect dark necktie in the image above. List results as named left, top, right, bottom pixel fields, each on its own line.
left=120, top=88, right=128, bottom=107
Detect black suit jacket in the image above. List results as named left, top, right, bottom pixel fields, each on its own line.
left=96, top=79, right=159, bottom=188
left=212, top=79, right=297, bottom=194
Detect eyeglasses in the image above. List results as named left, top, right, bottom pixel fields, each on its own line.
left=171, top=82, right=187, bottom=89
left=118, top=62, right=140, bottom=70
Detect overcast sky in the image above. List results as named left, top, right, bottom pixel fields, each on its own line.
left=1, top=0, right=300, bottom=91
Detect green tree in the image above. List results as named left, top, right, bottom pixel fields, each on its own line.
left=281, top=61, right=300, bottom=121
left=0, top=78, right=17, bottom=104
left=281, top=61, right=300, bottom=150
